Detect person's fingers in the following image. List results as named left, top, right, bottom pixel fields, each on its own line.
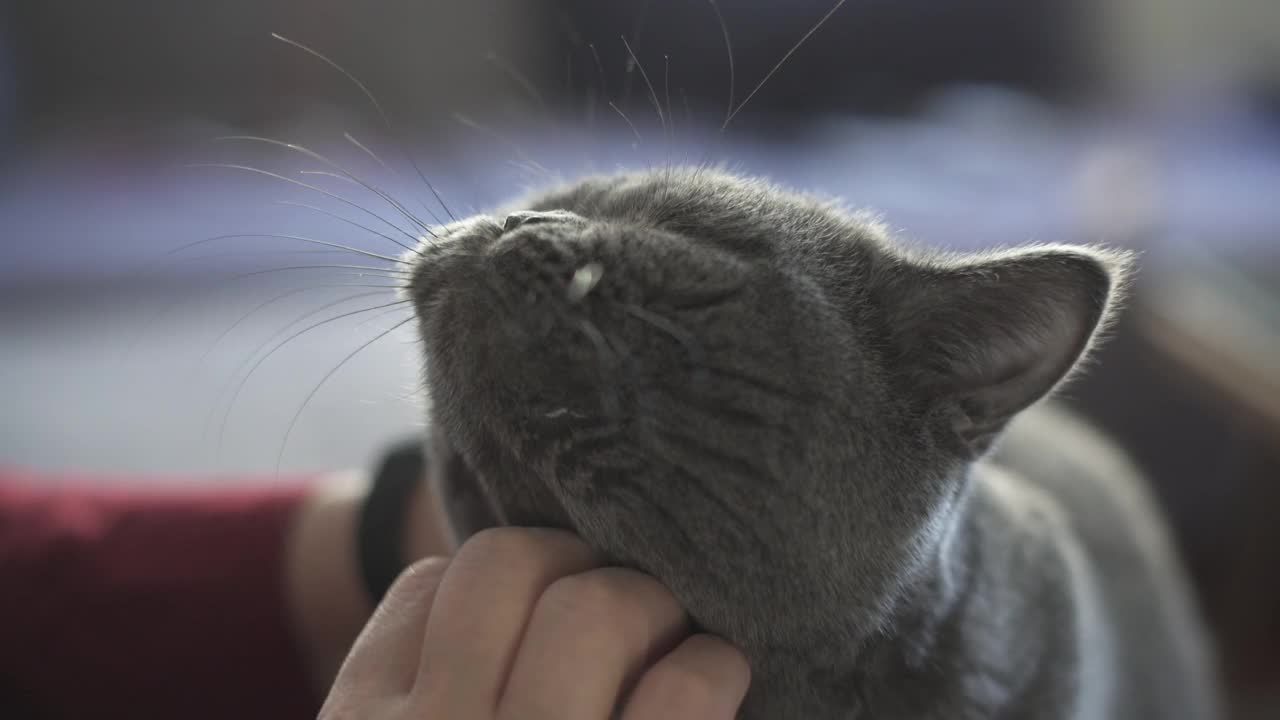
left=494, top=567, right=689, bottom=720
left=619, top=634, right=752, bottom=720
left=328, top=556, right=450, bottom=697
left=413, top=527, right=598, bottom=715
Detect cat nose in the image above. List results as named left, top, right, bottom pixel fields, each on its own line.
left=501, top=210, right=584, bottom=233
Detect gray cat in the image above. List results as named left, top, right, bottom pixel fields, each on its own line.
left=406, top=167, right=1220, bottom=719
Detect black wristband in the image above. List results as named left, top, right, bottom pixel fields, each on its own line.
left=357, top=440, right=426, bottom=606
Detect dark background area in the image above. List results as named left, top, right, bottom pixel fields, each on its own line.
left=5, top=0, right=1092, bottom=137
left=2, top=1, right=1278, bottom=716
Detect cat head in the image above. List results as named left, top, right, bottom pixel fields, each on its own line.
left=406, top=167, right=1130, bottom=646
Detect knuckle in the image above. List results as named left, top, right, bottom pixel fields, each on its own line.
left=715, top=641, right=753, bottom=684
left=317, top=703, right=363, bottom=720
left=461, top=526, right=539, bottom=557
left=456, top=526, right=584, bottom=569
left=540, top=568, right=640, bottom=630
left=376, top=557, right=449, bottom=610
left=390, top=556, right=450, bottom=594
left=537, top=568, right=674, bottom=642
left=540, top=570, right=631, bottom=627
left=640, top=637, right=750, bottom=709
left=316, top=698, right=346, bottom=720
left=641, top=661, right=723, bottom=709
left=318, top=694, right=403, bottom=720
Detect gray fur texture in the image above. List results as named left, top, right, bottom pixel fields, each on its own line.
left=406, top=168, right=1220, bottom=719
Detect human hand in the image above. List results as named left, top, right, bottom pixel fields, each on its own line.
left=320, top=527, right=751, bottom=719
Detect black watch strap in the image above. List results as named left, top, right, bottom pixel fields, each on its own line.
left=357, top=439, right=426, bottom=606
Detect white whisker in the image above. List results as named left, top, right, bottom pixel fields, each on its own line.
left=270, top=33, right=459, bottom=222
left=212, top=135, right=437, bottom=241
left=170, top=233, right=410, bottom=265
left=723, top=0, right=847, bottom=129
left=185, top=163, right=420, bottom=249
left=275, top=315, right=416, bottom=473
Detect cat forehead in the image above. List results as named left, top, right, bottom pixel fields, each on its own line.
left=507, top=168, right=895, bottom=286
left=524, top=168, right=867, bottom=238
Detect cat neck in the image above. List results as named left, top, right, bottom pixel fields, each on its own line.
left=742, top=467, right=1044, bottom=719
left=742, top=461, right=1080, bottom=712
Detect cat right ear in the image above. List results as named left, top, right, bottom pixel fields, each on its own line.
left=878, top=245, right=1132, bottom=456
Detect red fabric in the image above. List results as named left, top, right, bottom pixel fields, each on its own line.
left=0, top=468, right=319, bottom=720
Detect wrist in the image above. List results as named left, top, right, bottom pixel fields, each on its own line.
left=285, top=462, right=452, bottom=698
left=285, top=471, right=374, bottom=698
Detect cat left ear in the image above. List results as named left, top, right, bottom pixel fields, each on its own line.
left=881, top=245, right=1132, bottom=456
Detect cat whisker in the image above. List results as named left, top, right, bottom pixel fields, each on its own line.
left=298, top=170, right=350, bottom=181
left=120, top=252, right=393, bottom=372
left=599, top=325, right=632, bottom=370
left=663, top=54, right=673, bottom=139
left=576, top=317, right=622, bottom=420
left=189, top=283, right=399, bottom=379
left=300, top=168, right=425, bottom=209
left=344, top=133, right=448, bottom=229
left=660, top=54, right=677, bottom=210
left=588, top=42, right=609, bottom=99
left=270, top=33, right=389, bottom=118
left=212, top=135, right=437, bottom=241
left=270, top=33, right=459, bottom=223
left=452, top=113, right=554, bottom=180
left=275, top=315, right=416, bottom=473
left=609, top=101, right=644, bottom=150
left=723, top=0, right=847, bottom=129
left=620, top=0, right=656, bottom=110
left=275, top=201, right=430, bottom=255
left=620, top=36, right=665, bottom=134
left=583, top=42, right=609, bottom=137
left=233, top=264, right=411, bottom=281
left=169, top=233, right=411, bottom=266
left=486, top=50, right=552, bottom=118
left=352, top=303, right=416, bottom=331
left=168, top=249, right=374, bottom=264
left=202, top=289, right=392, bottom=447
left=622, top=304, right=708, bottom=385
left=509, top=160, right=565, bottom=185
left=185, top=163, right=421, bottom=249
left=707, top=0, right=736, bottom=129
left=213, top=295, right=413, bottom=454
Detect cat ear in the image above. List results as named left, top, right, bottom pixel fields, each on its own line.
left=881, top=245, right=1132, bottom=456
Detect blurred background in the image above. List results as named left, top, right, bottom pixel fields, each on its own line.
left=1, top=1, right=1277, bottom=715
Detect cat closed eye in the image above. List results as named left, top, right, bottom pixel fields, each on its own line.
left=502, top=210, right=585, bottom=233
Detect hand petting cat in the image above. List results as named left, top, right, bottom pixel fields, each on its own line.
left=320, top=527, right=751, bottom=720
